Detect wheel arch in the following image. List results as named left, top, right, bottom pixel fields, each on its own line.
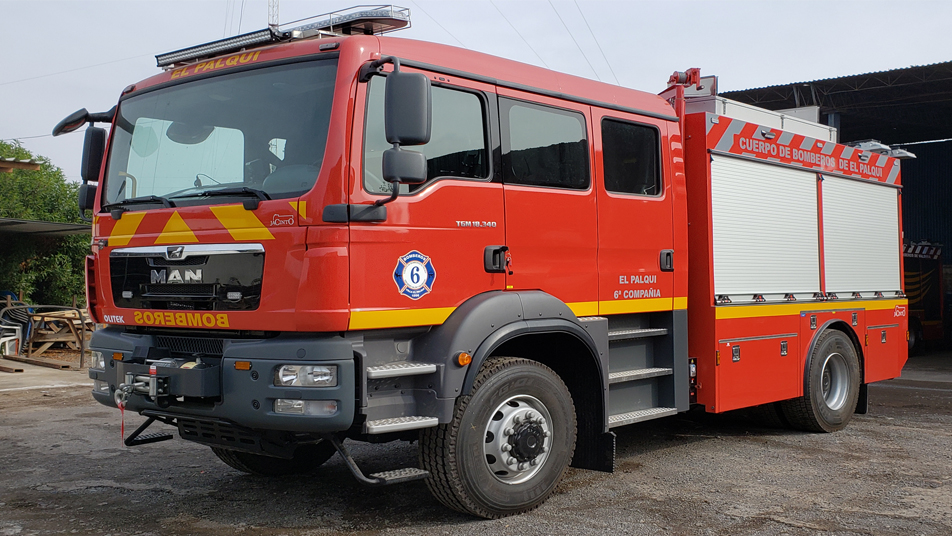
left=804, top=320, right=866, bottom=392
left=414, top=290, right=609, bottom=471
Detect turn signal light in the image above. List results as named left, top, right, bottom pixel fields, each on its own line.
left=455, top=352, right=473, bottom=366
left=234, top=361, right=252, bottom=371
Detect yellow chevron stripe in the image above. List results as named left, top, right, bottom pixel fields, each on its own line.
left=349, top=307, right=456, bottom=330
left=107, top=212, right=146, bottom=246
left=289, top=200, right=307, bottom=219
left=155, top=211, right=198, bottom=244
left=210, top=205, right=274, bottom=241
left=715, top=299, right=907, bottom=320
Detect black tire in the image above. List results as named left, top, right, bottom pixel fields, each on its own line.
left=420, top=357, right=577, bottom=518
left=781, top=330, right=860, bottom=433
left=748, top=402, right=789, bottom=429
left=908, top=317, right=924, bottom=356
left=212, top=440, right=337, bottom=476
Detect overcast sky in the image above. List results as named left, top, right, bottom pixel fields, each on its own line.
left=2, top=0, right=950, bottom=183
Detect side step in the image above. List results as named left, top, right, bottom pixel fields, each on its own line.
left=608, top=328, right=668, bottom=342
left=608, top=407, right=677, bottom=428
left=608, top=367, right=673, bottom=384
left=364, top=415, right=439, bottom=434
left=366, top=362, right=437, bottom=379
left=324, top=434, right=429, bottom=487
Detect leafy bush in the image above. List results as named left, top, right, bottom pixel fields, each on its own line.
left=0, top=140, right=89, bottom=305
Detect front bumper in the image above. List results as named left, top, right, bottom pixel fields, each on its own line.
left=88, top=327, right=355, bottom=433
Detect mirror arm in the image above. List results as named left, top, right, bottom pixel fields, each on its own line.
left=358, top=56, right=401, bottom=82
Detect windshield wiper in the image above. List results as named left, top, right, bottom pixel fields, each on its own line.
left=103, top=195, right=174, bottom=219
left=170, top=187, right=271, bottom=210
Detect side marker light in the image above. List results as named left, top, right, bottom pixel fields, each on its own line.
left=455, top=352, right=472, bottom=367
left=235, top=361, right=252, bottom=371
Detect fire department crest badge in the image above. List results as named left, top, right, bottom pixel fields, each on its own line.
left=393, top=250, right=436, bottom=300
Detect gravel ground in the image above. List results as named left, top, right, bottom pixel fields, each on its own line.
left=1, top=352, right=950, bottom=536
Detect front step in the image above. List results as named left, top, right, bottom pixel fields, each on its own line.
left=608, top=407, right=677, bottom=428
left=364, top=415, right=439, bottom=434
left=608, top=367, right=672, bottom=384
left=608, top=328, right=668, bottom=342
left=324, top=434, right=430, bottom=487
left=366, top=362, right=437, bottom=379
left=368, top=467, right=430, bottom=485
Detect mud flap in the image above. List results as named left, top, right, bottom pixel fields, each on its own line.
left=571, top=431, right=616, bottom=473
left=855, top=383, right=869, bottom=415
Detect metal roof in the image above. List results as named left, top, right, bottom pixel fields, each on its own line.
left=720, top=61, right=952, bottom=144
left=0, top=217, right=90, bottom=237
left=0, top=158, right=41, bottom=173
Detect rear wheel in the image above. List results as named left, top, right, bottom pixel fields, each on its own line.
left=212, top=440, right=337, bottom=476
left=420, top=357, right=576, bottom=518
left=781, top=330, right=860, bottom=432
left=908, top=317, right=924, bottom=355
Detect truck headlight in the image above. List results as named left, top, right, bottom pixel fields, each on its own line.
left=274, top=365, right=337, bottom=387
left=91, top=351, right=105, bottom=370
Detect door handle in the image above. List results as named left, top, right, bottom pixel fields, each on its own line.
left=660, top=249, right=674, bottom=272
left=484, top=245, right=509, bottom=274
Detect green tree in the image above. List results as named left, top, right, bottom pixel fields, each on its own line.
left=0, top=140, right=89, bottom=305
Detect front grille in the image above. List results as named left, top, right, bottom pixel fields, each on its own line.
left=155, top=335, right=224, bottom=357
left=145, top=284, right=216, bottom=296
left=147, top=256, right=209, bottom=267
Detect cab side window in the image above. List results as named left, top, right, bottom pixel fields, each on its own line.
left=363, top=76, right=489, bottom=194
left=601, top=118, right=661, bottom=196
left=501, top=99, right=590, bottom=190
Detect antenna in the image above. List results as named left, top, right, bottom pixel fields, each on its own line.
left=268, top=0, right=279, bottom=32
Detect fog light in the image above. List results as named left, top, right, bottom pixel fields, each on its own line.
left=274, top=365, right=337, bottom=387
left=273, top=399, right=339, bottom=416
left=93, top=380, right=110, bottom=393
left=90, top=351, right=105, bottom=370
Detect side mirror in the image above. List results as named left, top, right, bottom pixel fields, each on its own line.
left=385, top=71, right=431, bottom=146
left=81, top=127, right=106, bottom=183
left=78, top=183, right=98, bottom=212
left=52, top=108, right=90, bottom=137
left=78, top=183, right=98, bottom=222
left=383, top=148, right=427, bottom=184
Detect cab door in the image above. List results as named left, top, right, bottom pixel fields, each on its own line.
left=347, top=71, right=505, bottom=330
left=497, top=90, right=598, bottom=315
left=591, top=111, right=675, bottom=315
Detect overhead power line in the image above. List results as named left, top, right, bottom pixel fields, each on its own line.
left=0, top=134, right=53, bottom=142
left=574, top=0, right=620, bottom=86
left=547, top=0, right=600, bottom=82
left=409, top=1, right=466, bottom=48
left=490, top=0, right=549, bottom=69
left=0, top=55, right=150, bottom=87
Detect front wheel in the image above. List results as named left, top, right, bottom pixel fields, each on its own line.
left=212, top=439, right=337, bottom=476
left=781, top=330, right=861, bottom=432
left=420, top=357, right=577, bottom=518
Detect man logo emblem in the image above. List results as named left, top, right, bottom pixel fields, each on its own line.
left=166, top=246, right=185, bottom=260
left=393, top=251, right=436, bottom=300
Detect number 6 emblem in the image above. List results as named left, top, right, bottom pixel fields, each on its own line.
left=393, top=250, right=437, bottom=300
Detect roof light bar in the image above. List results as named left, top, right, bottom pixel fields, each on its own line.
left=282, top=5, right=410, bottom=38
left=156, top=29, right=275, bottom=68
left=155, top=5, right=410, bottom=69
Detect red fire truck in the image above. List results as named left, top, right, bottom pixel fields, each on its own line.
left=53, top=6, right=908, bottom=518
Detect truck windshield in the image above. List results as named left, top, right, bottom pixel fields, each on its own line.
left=103, top=58, right=337, bottom=208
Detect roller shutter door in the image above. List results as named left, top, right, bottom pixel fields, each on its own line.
left=710, top=156, right=821, bottom=296
left=822, top=176, right=901, bottom=293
